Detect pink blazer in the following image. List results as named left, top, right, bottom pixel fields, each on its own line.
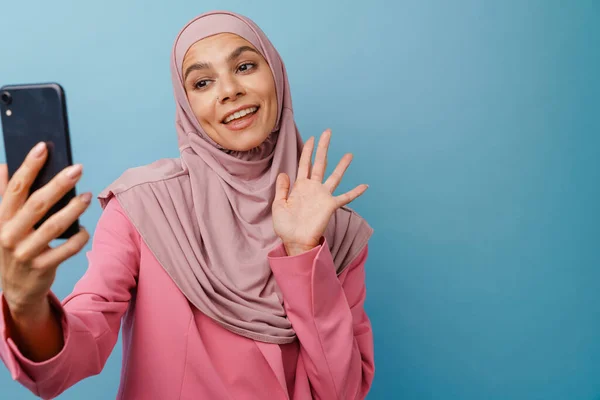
left=0, top=198, right=374, bottom=399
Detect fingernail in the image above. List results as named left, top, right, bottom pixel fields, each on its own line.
left=65, top=164, right=83, bottom=178
left=32, top=142, right=46, bottom=157
left=80, top=192, right=92, bottom=204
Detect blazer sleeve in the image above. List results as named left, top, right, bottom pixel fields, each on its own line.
left=0, top=197, right=140, bottom=399
left=268, top=239, right=375, bottom=399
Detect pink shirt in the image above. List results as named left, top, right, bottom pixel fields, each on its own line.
left=0, top=198, right=374, bottom=399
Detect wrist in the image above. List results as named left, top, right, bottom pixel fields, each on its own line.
left=283, top=242, right=317, bottom=257
left=7, top=297, right=52, bottom=326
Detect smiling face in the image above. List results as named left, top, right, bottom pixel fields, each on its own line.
left=182, top=33, right=278, bottom=152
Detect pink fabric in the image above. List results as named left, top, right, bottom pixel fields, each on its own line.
left=97, top=10, right=373, bottom=345
left=0, top=198, right=374, bottom=399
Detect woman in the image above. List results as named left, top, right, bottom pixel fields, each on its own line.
left=0, top=11, right=374, bottom=399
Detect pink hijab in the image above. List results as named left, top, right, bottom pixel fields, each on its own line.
left=98, top=10, right=373, bottom=344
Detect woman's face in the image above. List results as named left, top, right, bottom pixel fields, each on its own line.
left=182, top=33, right=278, bottom=152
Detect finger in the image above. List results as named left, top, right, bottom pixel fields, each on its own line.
left=296, top=137, right=314, bottom=180
left=324, top=153, right=353, bottom=193
left=334, top=184, right=369, bottom=208
left=0, top=142, right=47, bottom=223
left=0, top=164, right=8, bottom=198
left=13, top=193, right=92, bottom=262
left=310, top=129, right=331, bottom=182
left=31, top=227, right=90, bottom=270
left=274, top=173, right=290, bottom=203
left=0, top=163, right=83, bottom=248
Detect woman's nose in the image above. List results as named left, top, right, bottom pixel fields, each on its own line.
left=217, top=76, right=246, bottom=103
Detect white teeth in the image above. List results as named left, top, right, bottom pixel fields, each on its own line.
left=224, top=107, right=258, bottom=123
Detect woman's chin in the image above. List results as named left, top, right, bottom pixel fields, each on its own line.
left=218, top=131, right=269, bottom=152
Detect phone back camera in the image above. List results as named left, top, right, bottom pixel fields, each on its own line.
left=1, top=91, right=12, bottom=106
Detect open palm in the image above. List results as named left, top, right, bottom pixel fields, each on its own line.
left=272, top=130, right=368, bottom=255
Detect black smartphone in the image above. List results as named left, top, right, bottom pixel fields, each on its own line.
left=0, top=83, right=79, bottom=239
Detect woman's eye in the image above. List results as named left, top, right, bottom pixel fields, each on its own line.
left=238, top=63, right=256, bottom=73
left=194, top=80, right=209, bottom=89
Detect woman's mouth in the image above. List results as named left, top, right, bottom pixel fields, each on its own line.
left=222, top=106, right=260, bottom=131
left=223, top=106, right=259, bottom=123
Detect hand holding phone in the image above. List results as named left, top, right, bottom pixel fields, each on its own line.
left=0, top=144, right=91, bottom=319
left=0, top=83, right=91, bottom=319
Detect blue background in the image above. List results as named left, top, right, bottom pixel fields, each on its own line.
left=1, top=0, right=599, bottom=399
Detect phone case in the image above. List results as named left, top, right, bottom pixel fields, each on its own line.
left=0, top=82, right=79, bottom=239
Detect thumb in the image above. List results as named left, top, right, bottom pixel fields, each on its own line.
left=274, top=173, right=290, bottom=203
left=0, top=164, right=7, bottom=198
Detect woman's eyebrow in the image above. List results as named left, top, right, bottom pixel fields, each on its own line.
left=184, top=61, right=211, bottom=81
left=184, top=46, right=261, bottom=81
left=226, top=45, right=260, bottom=62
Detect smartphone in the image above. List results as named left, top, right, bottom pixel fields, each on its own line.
left=0, top=83, right=79, bottom=239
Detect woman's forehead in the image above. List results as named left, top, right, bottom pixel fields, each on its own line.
left=182, top=33, right=259, bottom=68
left=174, top=13, right=262, bottom=69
